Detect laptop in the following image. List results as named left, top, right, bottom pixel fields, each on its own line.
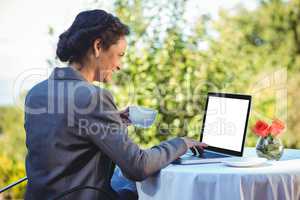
left=173, top=92, right=252, bottom=164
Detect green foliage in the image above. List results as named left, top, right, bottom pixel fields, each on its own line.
left=1, top=0, right=300, bottom=198
left=0, top=107, right=26, bottom=199
left=101, top=0, right=300, bottom=148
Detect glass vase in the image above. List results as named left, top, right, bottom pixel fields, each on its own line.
left=255, top=136, right=284, bottom=160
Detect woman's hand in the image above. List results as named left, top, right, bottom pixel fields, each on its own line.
left=181, top=137, right=208, bottom=155
left=119, top=107, right=131, bottom=126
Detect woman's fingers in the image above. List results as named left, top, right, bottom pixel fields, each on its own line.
left=182, top=137, right=208, bottom=149
left=195, top=146, right=205, bottom=155
left=120, top=109, right=129, bottom=118
left=192, top=142, right=208, bottom=156
left=198, top=142, right=208, bottom=149
left=119, top=107, right=131, bottom=125
left=189, top=144, right=208, bottom=156
left=190, top=147, right=197, bottom=156
left=192, top=142, right=206, bottom=155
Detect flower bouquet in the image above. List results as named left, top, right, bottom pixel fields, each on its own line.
left=252, top=119, right=285, bottom=160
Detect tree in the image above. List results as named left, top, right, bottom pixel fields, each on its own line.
left=92, top=0, right=300, bottom=148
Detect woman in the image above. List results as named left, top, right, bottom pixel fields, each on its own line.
left=24, top=9, right=206, bottom=200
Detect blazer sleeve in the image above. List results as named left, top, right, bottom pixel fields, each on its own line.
left=76, top=88, right=187, bottom=181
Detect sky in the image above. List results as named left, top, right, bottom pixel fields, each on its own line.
left=0, top=0, right=257, bottom=105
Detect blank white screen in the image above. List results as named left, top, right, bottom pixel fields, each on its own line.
left=202, top=96, right=250, bottom=152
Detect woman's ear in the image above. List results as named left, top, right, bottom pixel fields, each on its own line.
left=93, top=39, right=102, bottom=58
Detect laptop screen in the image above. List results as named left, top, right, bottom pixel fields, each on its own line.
left=200, top=93, right=251, bottom=155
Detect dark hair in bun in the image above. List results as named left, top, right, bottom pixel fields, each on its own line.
left=56, top=9, right=130, bottom=63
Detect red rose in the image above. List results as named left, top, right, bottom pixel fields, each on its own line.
left=270, top=119, right=285, bottom=137
left=252, top=120, right=270, bottom=138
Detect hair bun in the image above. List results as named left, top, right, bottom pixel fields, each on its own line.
left=56, top=31, right=72, bottom=62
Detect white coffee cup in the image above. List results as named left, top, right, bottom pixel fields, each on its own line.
left=128, top=106, right=157, bottom=128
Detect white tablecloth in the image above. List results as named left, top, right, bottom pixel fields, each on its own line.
left=137, top=148, right=300, bottom=200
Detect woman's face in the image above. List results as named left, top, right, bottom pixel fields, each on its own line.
left=94, top=36, right=127, bottom=82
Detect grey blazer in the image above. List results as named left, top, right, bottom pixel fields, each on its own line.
left=24, top=67, right=187, bottom=200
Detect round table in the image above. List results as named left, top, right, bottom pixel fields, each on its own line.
left=137, top=148, right=300, bottom=200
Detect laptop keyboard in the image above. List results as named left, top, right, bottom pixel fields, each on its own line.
left=198, top=151, right=230, bottom=159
